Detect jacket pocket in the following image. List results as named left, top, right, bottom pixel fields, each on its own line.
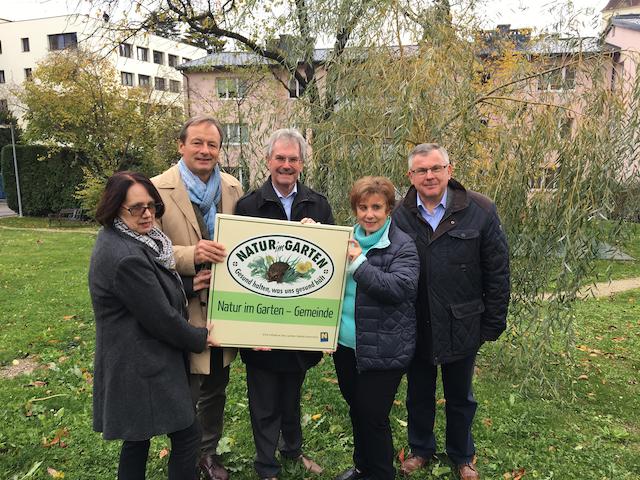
left=135, top=339, right=166, bottom=378
left=447, top=229, right=479, bottom=264
left=450, top=299, right=484, bottom=352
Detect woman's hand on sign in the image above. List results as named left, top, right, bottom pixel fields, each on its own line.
left=206, top=322, right=220, bottom=347
left=300, top=218, right=317, bottom=224
left=347, top=239, right=362, bottom=262
left=252, top=346, right=272, bottom=351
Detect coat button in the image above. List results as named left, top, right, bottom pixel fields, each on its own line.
left=460, top=233, right=466, bottom=238
left=451, top=220, right=455, bottom=224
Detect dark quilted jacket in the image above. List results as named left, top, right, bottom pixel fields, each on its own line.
left=392, top=180, right=510, bottom=365
left=234, top=178, right=334, bottom=372
left=352, top=222, right=419, bottom=372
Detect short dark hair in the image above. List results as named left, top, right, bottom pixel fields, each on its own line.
left=95, top=171, right=165, bottom=226
left=179, top=115, right=224, bottom=144
left=349, top=176, right=396, bottom=213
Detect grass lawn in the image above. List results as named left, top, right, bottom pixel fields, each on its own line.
left=0, top=220, right=638, bottom=479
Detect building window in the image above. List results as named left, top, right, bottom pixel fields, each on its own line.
left=288, top=77, right=306, bottom=98
left=538, top=65, right=576, bottom=91
left=182, top=57, right=191, bottom=63
left=138, top=74, right=150, bottom=88
left=168, top=54, right=179, bottom=67
left=137, top=46, right=148, bottom=62
left=0, top=70, right=4, bottom=84
left=169, top=80, right=181, bottom=93
left=217, top=78, right=247, bottom=99
left=21, top=38, right=30, bottom=52
left=121, top=71, right=134, bottom=86
left=24, top=68, right=32, bottom=80
left=153, top=50, right=164, bottom=65
left=48, top=32, right=78, bottom=50
left=119, top=43, right=132, bottom=58
left=154, top=77, right=166, bottom=91
left=222, top=123, right=249, bottom=144
left=0, top=40, right=3, bottom=54
left=0, top=99, right=7, bottom=111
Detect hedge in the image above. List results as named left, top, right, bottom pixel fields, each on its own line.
left=1, top=145, right=85, bottom=216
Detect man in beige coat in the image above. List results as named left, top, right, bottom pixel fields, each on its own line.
left=152, top=115, right=243, bottom=480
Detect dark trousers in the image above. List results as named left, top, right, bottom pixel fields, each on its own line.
left=333, top=345, right=403, bottom=480
left=245, top=364, right=306, bottom=477
left=189, top=347, right=230, bottom=458
left=117, top=419, right=201, bottom=480
left=406, top=354, right=477, bottom=464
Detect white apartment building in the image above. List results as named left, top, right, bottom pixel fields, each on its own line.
left=0, top=14, right=206, bottom=120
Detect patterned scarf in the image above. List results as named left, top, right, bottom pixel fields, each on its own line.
left=113, top=217, right=176, bottom=271
left=178, top=158, right=221, bottom=239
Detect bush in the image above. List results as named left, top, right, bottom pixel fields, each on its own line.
left=611, top=180, right=640, bottom=222
left=1, top=145, right=85, bottom=216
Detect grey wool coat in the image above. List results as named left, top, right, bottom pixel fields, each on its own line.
left=89, top=226, right=208, bottom=441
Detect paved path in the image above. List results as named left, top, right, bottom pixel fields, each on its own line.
left=578, top=277, right=640, bottom=298
left=0, top=200, right=16, bottom=218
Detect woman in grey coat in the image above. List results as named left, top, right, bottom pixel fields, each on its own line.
left=89, top=171, right=215, bottom=480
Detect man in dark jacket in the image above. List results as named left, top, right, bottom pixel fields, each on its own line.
left=392, top=143, right=510, bottom=480
left=234, top=128, right=333, bottom=480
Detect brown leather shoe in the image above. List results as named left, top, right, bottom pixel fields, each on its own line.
left=199, top=455, right=229, bottom=480
left=458, top=463, right=479, bottom=480
left=400, top=454, right=430, bottom=475
left=298, top=454, right=323, bottom=474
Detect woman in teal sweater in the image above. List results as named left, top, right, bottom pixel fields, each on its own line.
left=334, top=176, right=419, bottom=480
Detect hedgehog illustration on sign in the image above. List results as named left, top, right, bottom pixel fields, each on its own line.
left=266, top=261, right=290, bottom=283
left=248, top=255, right=316, bottom=284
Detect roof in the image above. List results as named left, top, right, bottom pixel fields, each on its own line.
left=603, top=0, right=640, bottom=11
left=609, top=13, right=640, bottom=31
left=179, top=48, right=331, bottom=70
left=526, top=36, right=603, bottom=55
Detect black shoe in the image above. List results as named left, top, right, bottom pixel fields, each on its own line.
left=334, top=466, right=366, bottom=480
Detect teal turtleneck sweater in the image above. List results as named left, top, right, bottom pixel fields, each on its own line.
left=338, top=217, right=391, bottom=348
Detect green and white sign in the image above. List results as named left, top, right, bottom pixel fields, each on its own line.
left=208, top=214, right=352, bottom=351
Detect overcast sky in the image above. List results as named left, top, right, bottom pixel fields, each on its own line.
left=0, top=0, right=611, bottom=37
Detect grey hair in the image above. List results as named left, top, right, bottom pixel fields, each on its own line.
left=179, top=115, right=224, bottom=144
left=266, top=128, right=307, bottom=162
left=408, top=143, right=450, bottom=169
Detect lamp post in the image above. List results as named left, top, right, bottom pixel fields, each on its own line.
left=0, top=123, right=22, bottom=217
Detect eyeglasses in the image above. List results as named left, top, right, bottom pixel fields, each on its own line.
left=121, top=202, right=162, bottom=217
left=410, top=164, right=449, bottom=176
left=272, top=156, right=301, bottom=165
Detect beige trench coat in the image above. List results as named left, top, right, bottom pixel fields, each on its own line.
left=152, top=164, right=243, bottom=373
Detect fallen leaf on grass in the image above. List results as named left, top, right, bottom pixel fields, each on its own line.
left=577, top=375, right=588, bottom=380
left=612, top=337, right=626, bottom=342
left=159, top=448, right=169, bottom=459
left=394, top=417, right=408, bottom=427
left=47, top=467, right=65, bottom=478
left=311, top=413, right=322, bottom=421
left=398, top=447, right=405, bottom=463
left=320, top=377, right=338, bottom=384
left=482, top=418, right=493, bottom=427
left=512, top=468, right=526, bottom=480
left=393, top=400, right=402, bottom=406
left=62, top=315, right=76, bottom=321
left=43, top=428, right=69, bottom=448
left=436, top=398, right=446, bottom=405
left=28, top=381, right=47, bottom=387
